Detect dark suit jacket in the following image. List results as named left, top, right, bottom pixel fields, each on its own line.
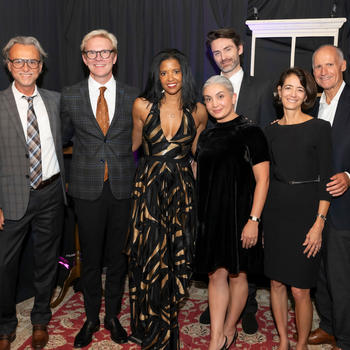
left=208, top=73, right=275, bottom=128
left=236, top=73, right=275, bottom=127
left=0, top=86, right=66, bottom=220
left=312, top=83, right=350, bottom=229
left=61, top=79, right=138, bottom=201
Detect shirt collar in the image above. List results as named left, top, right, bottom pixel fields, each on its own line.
left=222, top=68, right=243, bottom=83
left=88, top=75, right=115, bottom=91
left=320, top=80, right=345, bottom=105
left=12, top=82, right=38, bottom=100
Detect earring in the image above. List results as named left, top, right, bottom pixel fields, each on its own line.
left=161, top=89, right=165, bottom=94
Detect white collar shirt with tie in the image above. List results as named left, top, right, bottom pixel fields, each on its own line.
left=12, top=82, right=60, bottom=180
left=88, top=75, right=116, bottom=122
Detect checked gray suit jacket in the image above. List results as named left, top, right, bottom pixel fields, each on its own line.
left=61, top=79, right=138, bottom=201
left=0, top=86, right=66, bottom=220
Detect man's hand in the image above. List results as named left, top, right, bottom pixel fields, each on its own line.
left=326, top=172, right=350, bottom=197
left=0, top=209, right=4, bottom=230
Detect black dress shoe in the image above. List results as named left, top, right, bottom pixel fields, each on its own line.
left=242, top=312, right=258, bottom=334
left=199, top=305, right=210, bottom=324
left=74, top=320, right=100, bottom=348
left=104, top=317, right=128, bottom=344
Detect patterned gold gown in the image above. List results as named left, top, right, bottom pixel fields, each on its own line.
left=126, top=103, right=196, bottom=349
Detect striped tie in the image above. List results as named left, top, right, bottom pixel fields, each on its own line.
left=24, top=96, right=42, bottom=189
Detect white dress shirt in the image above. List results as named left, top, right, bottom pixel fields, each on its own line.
left=318, top=81, right=345, bottom=126
left=224, top=68, right=244, bottom=112
left=12, top=83, right=60, bottom=180
left=88, top=75, right=116, bottom=122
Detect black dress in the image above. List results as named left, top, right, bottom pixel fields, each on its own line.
left=263, top=118, right=332, bottom=288
left=126, top=104, right=196, bottom=350
left=194, top=116, right=269, bottom=275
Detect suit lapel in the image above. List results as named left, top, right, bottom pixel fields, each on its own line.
left=39, top=88, right=58, bottom=145
left=332, top=85, right=350, bottom=133
left=109, top=80, right=124, bottom=130
left=80, top=80, right=105, bottom=136
left=236, top=74, right=250, bottom=113
left=4, top=86, right=27, bottom=147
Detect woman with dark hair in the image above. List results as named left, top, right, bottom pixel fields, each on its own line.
left=126, top=48, right=207, bottom=349
left=195, top=75, right=269, bottom=350
left=263, top=67, right=333, bottom=350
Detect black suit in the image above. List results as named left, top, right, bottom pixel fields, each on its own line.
left=312, top=84, right=350, bottom=348
left=236, top=73, right=275, bottom=127
left=61, top=79, right=138, bottom=322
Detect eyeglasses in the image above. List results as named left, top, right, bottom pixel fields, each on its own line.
left=83, top=50, right=115, bottom=60
left=8, top=58, right=41, bottom=69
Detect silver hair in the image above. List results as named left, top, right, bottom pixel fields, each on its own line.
left=2, top=36, right=47, bottom=63
left=203, top=75, right=234, bottom=95
left=80, top=29, right=118, bottom=52
left=312, top=44, right=344, bottom=68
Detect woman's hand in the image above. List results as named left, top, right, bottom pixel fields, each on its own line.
left=241, top=220, right=259, bottom=249
left=302, top=220, right=324, bottom=258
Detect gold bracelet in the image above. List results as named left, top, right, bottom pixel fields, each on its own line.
left=316, top=213, right=327, bottom=221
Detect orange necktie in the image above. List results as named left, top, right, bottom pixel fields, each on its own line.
left=96, top=86, right=109, bottom=181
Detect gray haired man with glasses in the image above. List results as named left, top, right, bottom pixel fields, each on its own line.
left=61, top=29, right=138, bottom=348
left=0, top=36, right=66, bottom=350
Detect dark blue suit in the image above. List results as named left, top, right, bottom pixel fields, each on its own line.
left=312, top=83, right=350, bottom=348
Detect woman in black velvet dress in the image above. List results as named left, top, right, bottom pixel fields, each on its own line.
left=263, top=68, right=332, bottom=350
left=195, top=75, right=269, bottom=350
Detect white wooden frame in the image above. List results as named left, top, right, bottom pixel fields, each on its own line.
left=245, top=18, right=347, bottom=76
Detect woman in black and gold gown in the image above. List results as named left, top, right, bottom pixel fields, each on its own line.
left=126, top=49, right=207, bottom=349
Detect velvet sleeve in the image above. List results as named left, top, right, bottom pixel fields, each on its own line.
left=244, top=126, right=270, bottom=166
left=316, top=120, right=333, bottom=202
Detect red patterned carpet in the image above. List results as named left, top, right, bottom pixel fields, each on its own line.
left=14, top=282, right=329, bottom=349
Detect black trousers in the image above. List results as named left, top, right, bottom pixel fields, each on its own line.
left=74, top=181, right=130, bottom=322
left=0, top=179, right=64, bottom=334
left=315, top=221, right=350, bottom=349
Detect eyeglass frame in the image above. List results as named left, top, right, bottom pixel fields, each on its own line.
left=83, top=49, right=116, bottom=60
left=8, top=58, right=42, bottom=69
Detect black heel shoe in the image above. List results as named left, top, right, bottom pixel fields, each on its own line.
left=219, top=336, right=227, bottom=350
left=226, top=330, right=238, bottom=349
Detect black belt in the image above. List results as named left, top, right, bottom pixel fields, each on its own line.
left=274, top=175, right=320, bottom=185
left=31, top=173, right=60, bottom=190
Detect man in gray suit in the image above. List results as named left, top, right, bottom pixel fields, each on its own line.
left=0, top=36, right=65, bottom=350
left=61, top=29, right=138, bottom=348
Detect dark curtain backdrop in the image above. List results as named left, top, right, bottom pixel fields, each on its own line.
left=1, top=0, right=348, bottom=302
left=1, top=0, right=348, bottom=94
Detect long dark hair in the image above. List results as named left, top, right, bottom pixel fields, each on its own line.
left=140, top=48, right=197, bottom=112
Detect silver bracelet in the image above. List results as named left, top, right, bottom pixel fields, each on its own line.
left=316, top=213, right=327, bottom=221
left=249, top=215, right=261, bottom=223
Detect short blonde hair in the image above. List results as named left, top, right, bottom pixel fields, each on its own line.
left=80, top=29, right=118, bottom=52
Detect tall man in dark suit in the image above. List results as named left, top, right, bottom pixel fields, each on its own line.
left=307, top=45, right=350, bottom=350
left=199, top=28, right=275, bottom=334
left=61, top=29, right=138, bottom=348
left=0, top=36, right=65, bottom=350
